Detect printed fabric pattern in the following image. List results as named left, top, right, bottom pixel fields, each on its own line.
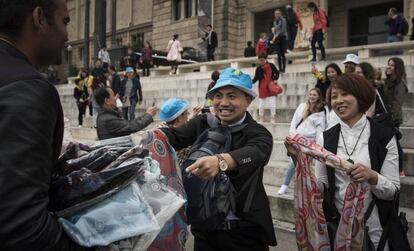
left=285, top=134, right=368, bottom=251
left=145, top=129, right=188, bottom=251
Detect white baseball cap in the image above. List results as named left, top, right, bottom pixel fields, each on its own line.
left=343, top=54, right=359, bottom=65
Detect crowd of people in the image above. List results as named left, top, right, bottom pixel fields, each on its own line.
left=0, top=0, right=412, bottom=251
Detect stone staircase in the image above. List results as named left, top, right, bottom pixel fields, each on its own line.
left=56, top=54, right=414, bottom=248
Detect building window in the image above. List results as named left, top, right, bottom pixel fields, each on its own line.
left=173, top=0, right=197, bottom=21
left=131, top=33, right=144, bottom=50
left=78, top=47, right=83, bottom=60
left=116, top=38, right=123, bottom=46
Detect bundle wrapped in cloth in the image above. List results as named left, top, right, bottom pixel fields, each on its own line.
left=51, top=130, right=186, bottom=249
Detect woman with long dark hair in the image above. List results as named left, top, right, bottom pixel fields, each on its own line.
left=278, top=87, right=325, bottom=194
left=383, top=57, right=408, bottom=176
left=166, top=34, right=183, bottom=75
left=313, top=63, right=342, bottom=102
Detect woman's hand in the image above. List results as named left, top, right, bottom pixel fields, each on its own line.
left=346, top=163, right=378, bottom=185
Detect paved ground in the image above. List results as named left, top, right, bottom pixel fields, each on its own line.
left=185, top=227, right=298, bottom=251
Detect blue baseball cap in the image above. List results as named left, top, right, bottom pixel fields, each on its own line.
left=207, top=68, right=257, bottom=99
left=125, top=67, right=134, bottom=73
left=159, top=98, right=189, bottom=122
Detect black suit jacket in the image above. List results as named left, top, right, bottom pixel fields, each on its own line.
left=161, top=112, right=277, bottom=245
left=0, top=41, right=89, bottom=250
left=204, top=31, right=218, bottom=49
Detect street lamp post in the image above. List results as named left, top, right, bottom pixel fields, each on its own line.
left=67, top=44, right=73, bottom=78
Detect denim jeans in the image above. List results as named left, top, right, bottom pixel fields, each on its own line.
left=92, top=106, right=100, bottom=127
left=122, top=100, right=137, bottom=121
left=282, top=158, right=295, bottom=186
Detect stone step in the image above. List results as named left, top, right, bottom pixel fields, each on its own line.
left=264, top=184, right=414, bottom=249
left=270, top=139, right=414, bottom=175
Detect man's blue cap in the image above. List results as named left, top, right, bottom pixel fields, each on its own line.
left=159, top=98, right=189, bottom=122
left=125, top=67, right=134, bottom=73
left=207, top=68, right=257, bottom=99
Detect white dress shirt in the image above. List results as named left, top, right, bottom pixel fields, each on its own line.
left=98, top=49, right=111, bottom=64
left=315, top=115, right=399, bottom=250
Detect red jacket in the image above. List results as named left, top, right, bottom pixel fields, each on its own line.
left=312, top=8, right=327, bottom=33
left=255, top=39, right=267, bottom=56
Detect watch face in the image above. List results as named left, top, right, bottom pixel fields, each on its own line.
left=219, top=160, right=228, bottom=171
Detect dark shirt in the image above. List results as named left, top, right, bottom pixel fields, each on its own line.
left=97, top=108, right=154, bottom=140
left=0, top=41, right=89, bottom=250
left=244, top=46, right=256, bottom=57
left=385, top=15, right=403, bottom=35
left=91, top=67, right=104, bottom=78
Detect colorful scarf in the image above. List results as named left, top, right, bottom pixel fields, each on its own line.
left=285, top=134, right=368, bottom=251
left=144, top=129, right=188, bottom=251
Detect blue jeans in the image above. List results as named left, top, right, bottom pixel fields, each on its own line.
left=122, top=100, right=137, bottom=121
left=92, top=106, right=100, bottom=127
left=282, top=158, right=295, bottom=186
left=387, top=35, right=402, bottom=43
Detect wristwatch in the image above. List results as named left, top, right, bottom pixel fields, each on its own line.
left=217, top=154, right=228, bottom=172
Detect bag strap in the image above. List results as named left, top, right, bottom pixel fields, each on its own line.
left=377, top=189, right=400, bottom=251
left=364, top=195, right=376, bottom=222
left=375, top=89, right=388, bottom=114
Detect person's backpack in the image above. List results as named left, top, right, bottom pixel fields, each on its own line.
left=182, top=114, right=260, bottom=231
left=401, top=16, right=409, bottom=36
left=286, top=9, right=298, bottom=26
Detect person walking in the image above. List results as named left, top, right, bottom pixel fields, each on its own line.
left=140, top=41, right=153, bottom=76
left=278, top=88, right=325, bottom=194
left=0, top=0, right=92, bottom=249
left=308, top=2, right=327, bottom=62
left=385, top=8, right=404, bottom=43
left=74, top=77, right=89, bottom=127
left=90, top=75, right=106, bottom=128
left=119, top=67, right=143, bottom=121
left=252, top=52, right=280, bottom=123
left=272, top=9, right=288, bottom=72
left=98, top=46, right=111, bottom=69
left=285, top=4, right=303, bottom=52
left=167, top=34, right=183, bottom=75
left=202, top=24, right=218, bottom=61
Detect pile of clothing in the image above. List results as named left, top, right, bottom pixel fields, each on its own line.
left=50, top=132, right=185, bottom=250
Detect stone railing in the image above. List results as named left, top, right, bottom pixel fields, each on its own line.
left=67, top=40, right=414, bottom=83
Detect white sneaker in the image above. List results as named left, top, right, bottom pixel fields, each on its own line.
left=278, top=185, right=288, bottom=195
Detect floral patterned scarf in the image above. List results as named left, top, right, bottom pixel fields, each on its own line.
left=285, top=134, right=368, bottom=251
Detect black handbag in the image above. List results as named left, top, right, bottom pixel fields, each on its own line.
left=372, top=91, right=402, bottom=140
left=362, top=198, right=376, bottom=251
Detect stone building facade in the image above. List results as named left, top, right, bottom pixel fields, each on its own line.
left=63, top=0, right=410, bottom=78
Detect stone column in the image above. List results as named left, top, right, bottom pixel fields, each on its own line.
left=94, top=0, right=106, bottom=58
left=83, top=0, right=90, bottom=71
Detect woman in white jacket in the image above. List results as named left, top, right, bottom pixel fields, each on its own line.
left=278, top=88, right=326, bottom=194
left=166, top=34, right=183, bottom=75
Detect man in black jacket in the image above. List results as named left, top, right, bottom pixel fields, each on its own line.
left=0, top=1, right=91, bottom=250
left=95, top=87, right=157, bottom=140
left=203, top=24, right=218, bottom=61
left=161, top=68, right=277, bottom=250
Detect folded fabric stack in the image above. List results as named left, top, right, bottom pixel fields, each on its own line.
left=50, top=130, right=186, bottom=249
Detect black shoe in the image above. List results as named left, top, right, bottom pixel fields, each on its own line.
left=310, top=58, right=317, bottom=63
